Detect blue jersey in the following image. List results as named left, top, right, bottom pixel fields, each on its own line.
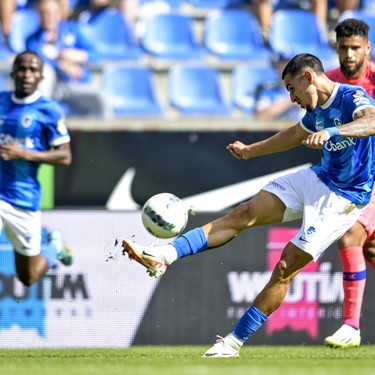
left=301, top=83, right=375, bottom=205
left=0, top=91, right=70, bottom=211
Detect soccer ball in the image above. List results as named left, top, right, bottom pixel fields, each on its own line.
left=141, top=193, right=189, bottom=239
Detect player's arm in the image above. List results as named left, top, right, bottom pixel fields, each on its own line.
left=227, top=122, right=309, bottom=160
left=303, top=106, right=375, bottom=148
left=0, top=142, right=72, bottom=166
left=336, top=107, right=375, bottom=138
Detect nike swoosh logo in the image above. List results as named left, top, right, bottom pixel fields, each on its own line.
left=106, top=163, right=312, bottom=212
left=299, top=236, right=309, bottom=243
left=106, top=168, right=140, bottom=210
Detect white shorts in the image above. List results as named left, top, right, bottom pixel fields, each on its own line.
left=0, top=200, right=41, bottom=256
left=262, top=168, right=366, bottom=261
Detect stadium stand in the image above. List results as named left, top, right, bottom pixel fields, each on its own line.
left=268, top=9, right=336, bottom=65
left=101, top=64, right=164, bottom=116
left=168, top=64, right=231, bottom=115
left=204, top=9, right=272, bottom=61
left=8, top=7, right=40, bottom=54
left=232, top=64, right=279, bottom=115
left=187, top=0, right=244, bottom=8
left=0, top=36, right=11, bottom=62
left=139, top=0, right=184, bottom=8
left=5, top=0, right=374, bottom=120
left=139, top=12, right=207, bottom=60
left=79, top=7, right=142, bottom=61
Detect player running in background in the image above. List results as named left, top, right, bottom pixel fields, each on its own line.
left=0, top=50, right=73, bottom=287
left=123, top=53, right=375, bottom=357
left=324, top=18, right=375, bottom=349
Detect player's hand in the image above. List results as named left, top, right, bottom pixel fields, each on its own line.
left=0, top=142, right=26, bottom=161
left=227, top=141, right=250, bottom=159
left=301, top=130, right=330, bottom=149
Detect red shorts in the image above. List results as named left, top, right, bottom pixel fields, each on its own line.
left=358, top=192, right=375, bottom=241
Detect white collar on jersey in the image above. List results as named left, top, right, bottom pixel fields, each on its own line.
left=321, top=82, right=340, bottom=109
left=11, top=90, right=42, bottom=104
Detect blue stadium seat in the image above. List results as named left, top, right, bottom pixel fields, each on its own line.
left=0, top=70, right=10, bottom=90
left=140, top=13, right=207, bottom=60
left=338, top=10, right=375, bottom=60
left=188, top=0, right=243, bottom=8
left=204, top=9, right=272, bottom=61
left=8, top=8, right=40, bottom=53
left=80, top=8, right=142, bottom=61
left=139, top=0, right=183, bottom=8
left=232, top=64, right=279, bottom=114
left=360, top=0, right=375, bottom=9
left=269, top=9, right=336, bottom=64
left=102, top=65, right=163, bottom=116
left=0, top=37, right=11, bottom=62
left=168, top=65, right=231, bottom=115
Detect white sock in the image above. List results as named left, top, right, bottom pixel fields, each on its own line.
left=226, top=333, right=244, bottom=349
left=160, top=244, right=178, bottom=265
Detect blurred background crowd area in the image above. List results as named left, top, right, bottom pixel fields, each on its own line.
left=0, top=0, right=374, bottom=122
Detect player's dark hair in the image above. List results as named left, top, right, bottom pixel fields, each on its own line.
left=334, top=18, right=369, bottom=41
left=12, top=50, right=44, bottom=70
left=281, top=53, right=324, bottom=80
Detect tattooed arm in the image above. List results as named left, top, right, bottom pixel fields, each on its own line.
left=302, top=107, right=375, bottom=148
left=338, top=107, right=375, bottom=138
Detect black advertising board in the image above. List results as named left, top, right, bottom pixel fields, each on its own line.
left=55, top=131, right=320, bottom=208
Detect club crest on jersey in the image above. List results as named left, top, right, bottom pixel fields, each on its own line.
left=306, top=226, right=316, bottom=236
left=21, top=114, right=33, bottom=128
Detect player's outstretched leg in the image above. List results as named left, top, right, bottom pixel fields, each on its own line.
left=122, top=239, right=170, bottom=278
left=123, top=192, right=286, bottom=278
left=122, top=227, right=208, bottom=277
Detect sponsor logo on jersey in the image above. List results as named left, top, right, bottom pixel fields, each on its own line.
left=0, top=133, right=35, bottom=148
left=269, top=181, right=286, bottom=191
left=324, top=137, right=356, bottom=152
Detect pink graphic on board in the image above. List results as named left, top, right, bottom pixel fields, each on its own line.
left=266, top=227, right=319, bottom=339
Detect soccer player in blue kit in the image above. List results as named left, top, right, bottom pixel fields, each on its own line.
left=0, top=50, right=73, bottom=287
left=123, top=53, right=375, bottom=357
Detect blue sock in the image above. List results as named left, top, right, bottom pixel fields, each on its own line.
left=234, top=305, right=268, bottom=342
left=40, top=243, right=58, bottom=269
left=172, top=228, right=208, bottom=259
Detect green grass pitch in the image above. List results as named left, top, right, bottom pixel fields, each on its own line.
left=1, top=346, right=375, bottom=375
